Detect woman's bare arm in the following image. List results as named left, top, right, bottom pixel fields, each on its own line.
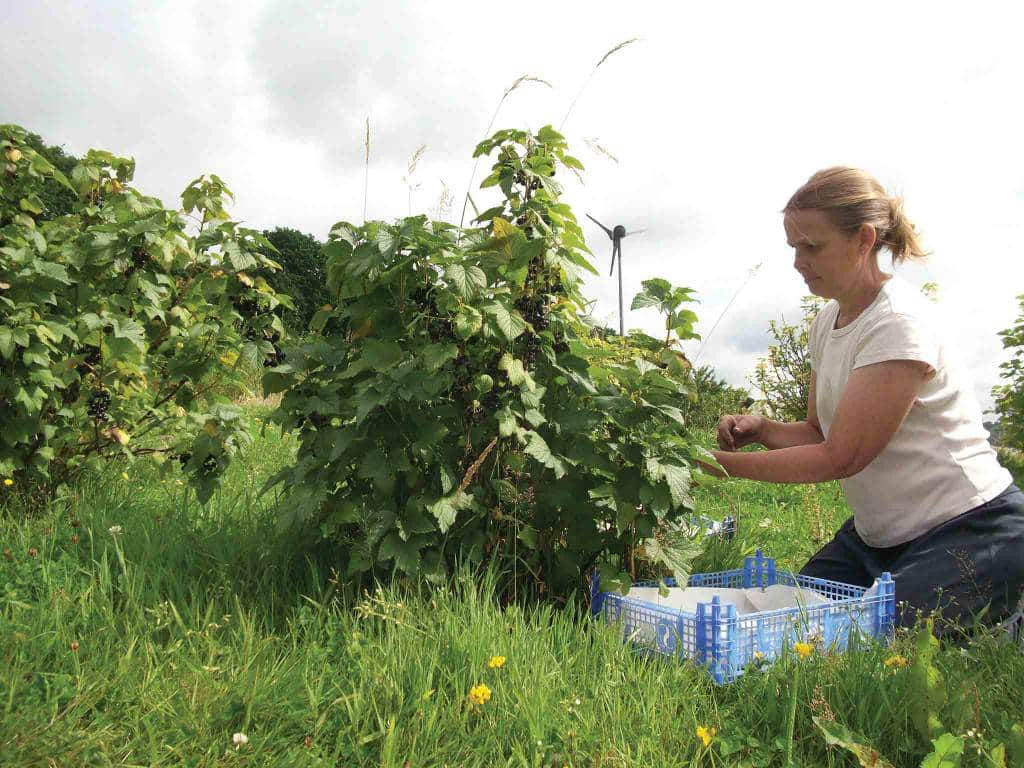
left=706, top=360, right=930, bottom=483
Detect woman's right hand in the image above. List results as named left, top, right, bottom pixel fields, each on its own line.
left=716, top=414, right=765, bottom=451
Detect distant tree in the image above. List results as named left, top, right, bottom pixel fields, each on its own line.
left=17, top=131, right=79, bottom=219
left=750, top=295, right=825, bottom=423
left=683, top=365, right=752, bottom=435
left=258, top=227, right=330, bottom=334
left=993, top=293, right=1024, bottom=448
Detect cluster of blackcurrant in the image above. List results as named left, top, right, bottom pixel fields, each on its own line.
left=514, top=295, right=549, bottom=332
left=263, top=347, right=286, bottom=367
left=428, top=317, right=453, bottom=344
left=124, top=246, right=148, bottom=277
left=553, top=333, right=570, bottom=355
left=175, top=451, right=217, bottom=475
left=520, top=335, right=541, bottom=369
left=480, top=382, right=508, bottom=413
left=513, top=170, right=542, bottom=192
left=464, top=400, right=484, bottom=425
left=233, top=296, right=260, bottom=318
left=87, top=389, right=111, bottom=422
left=76, top=346, right=101, bottom=378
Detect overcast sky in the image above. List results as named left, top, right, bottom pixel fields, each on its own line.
left=5, top=1, right=1023, bottom=411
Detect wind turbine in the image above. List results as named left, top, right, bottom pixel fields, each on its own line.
left=586, top=214, right=646, bottom=337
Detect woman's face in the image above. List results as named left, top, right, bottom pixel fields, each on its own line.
left=783, top=208, right=866, bottom=300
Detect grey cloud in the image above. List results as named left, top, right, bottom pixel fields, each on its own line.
left=249, top=1, right=505, bottom=175
left=4, top=3, right=261, bottom=210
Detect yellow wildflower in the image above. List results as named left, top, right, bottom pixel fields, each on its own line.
left=753, top=651, right=764, bottom=660
left=696, top=725, right=717, bottom=747
left=487, top=655, right=506, bottom=669
left=3, top=478, right=13, bottom=486
left=883, top=654, right=908, bottom=669
left=794, top=642, right=814, bottom=659
left=121, top=471, right=129, bottom=481
left=468, top=683, right=491, bottom=706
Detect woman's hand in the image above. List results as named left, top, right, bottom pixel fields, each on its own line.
left=716, top=414, right=764, bottom=451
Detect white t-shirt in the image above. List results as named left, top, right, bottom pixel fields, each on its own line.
left=808, top=274, right=1012, bottom=547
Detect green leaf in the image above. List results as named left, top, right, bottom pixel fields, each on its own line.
left=517, top=525, right=538, bottom=548
left=909, top=620, right=946, bottom=743
left=523, top=408, right=546, bottom=427
left=0, top=328, right=12, bottom=359
left=19, top=196, right=43, bottom=214
left=438, top=465, right=455, bottom=494
left=378, top=532, right=422, bottom=574
left=630, top=291, right=662, bottom=311
left=363, top=339, right=404, bottom=368
left=658, top=405, right=687, bottom=426
left=641, top=518, right=705, bottom=585
left=634, top=358, right=658, bottom=375
left=454, top=306, right=483, bottom=339
left=640, top=277, right=672, bottom=301
left=496, top=407, right=517, bottom=437
left=920, top=734, right=964, bottom=768
left=428, top=490, right=471, bottom=533
left=523, top=430, right=566, bottom=478
left=421, top=342, right=459, bottom=371
left=262, top=369, right=294, bottom=395
left=1009, top=724, right=1024, bottom=766
left=661, top=463, right=693, bottom=508
left=446, top=263, right=487, bottom=299
left=498, top=353, right=534, bottom=390
left=498, top=353, right=524, bottom=384
left=492, top=479, right=518, bottom=504
left=811, top=717, right=897, bottom=768
left=111, top=317, right=146, bottom=350
left=483, top=300, right=527, bottom=341
left=34, top=261, right=71, bottom=284
left=224, top=240, right=258, bottom=271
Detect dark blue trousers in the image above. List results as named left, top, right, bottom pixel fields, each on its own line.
left=799, top=483, right=1024, bottom=631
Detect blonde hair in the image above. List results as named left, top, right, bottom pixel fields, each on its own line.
left=784, top=167, right=928, bottom=264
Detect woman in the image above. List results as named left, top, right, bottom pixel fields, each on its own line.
left=711, top=167, right=1024, bottom=632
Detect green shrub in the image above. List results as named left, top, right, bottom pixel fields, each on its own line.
left=0, top=124, right=290, bottom=500
left=264, top=126, right=711, bottom=597
left=993, top=294, right=1024, bottom=449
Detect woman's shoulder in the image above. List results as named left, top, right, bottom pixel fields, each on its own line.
left=874, top=275, right=938, bottom=322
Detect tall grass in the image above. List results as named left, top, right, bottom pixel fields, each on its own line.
left=2, top=415, right=1021, bottom=766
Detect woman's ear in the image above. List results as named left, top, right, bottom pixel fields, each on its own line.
left=857, top=223, right=878, bottom=257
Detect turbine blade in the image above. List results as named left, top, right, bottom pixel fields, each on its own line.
left=609, top=242, right=620, bottom=276
left=624, top=228, right=647, bottom=237
left=586, top=213, right=614, bottom=239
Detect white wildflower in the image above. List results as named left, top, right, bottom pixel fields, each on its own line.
left=232, top=732, right=248, bottom=748
left=108, top=525, right=123, bottom=536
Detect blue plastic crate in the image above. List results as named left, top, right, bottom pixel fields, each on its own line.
left=590, top=549, right=895, bottom=684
